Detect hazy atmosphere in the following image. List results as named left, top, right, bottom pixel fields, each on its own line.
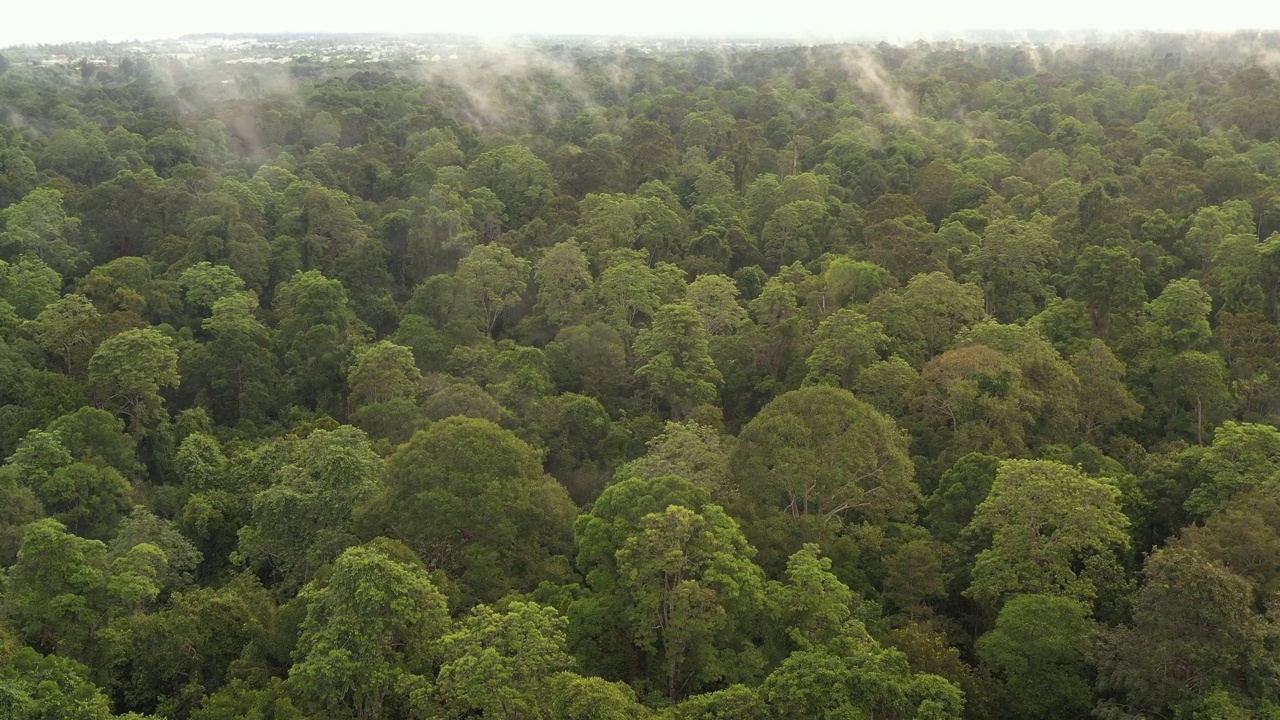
left=7, top=3, right=1280, bottom=720
left=6, top=0, right=1279, bottom=46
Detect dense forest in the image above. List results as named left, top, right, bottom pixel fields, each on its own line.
left=3, top=32, right=1280, bottom=719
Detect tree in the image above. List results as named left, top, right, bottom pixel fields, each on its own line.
left=634, top=303, right=723, bottom=420
left=1143, top=278, right=1213, bottom=353
left=623, top=120, right=679, bottom=190
left=0, top=646, right=118, bottom=720
left=963, top=460, right=1130, bottom=608
left=28, top=294, right=104, bottom=377
left=290, top=544, right=451, bottom=720
left=1210, top=233, right=1268, bottom=314
left=1153, top=350, right=1233, bottom=445
left=75, top=255, right=167, bottom=317
left=467, top=144, right=557, bottom=229
left=570, top=475, right=745, bottom=688
left=88, top=328, right=180, bottom=439
left=762, top=200, right=832, bottom=270
left=1071, top=339, right=1141, bottom=439
left=957, top=321, right=1081, bottom=449
left=864, top=215, right=947, bottom=283
left=769, top=543, right=859, bottom=653
left=731, top=386, right=917, bottom=523
left=758, top=618, right=964, bottom=720
left=1216, top=311, right=1280, bottom=419
left=365, top=417, right=577, bottom=603
left=188, top=678, right=302, bottom=720
left=575, top=192, right=686, bottom=267
left=1185, top=421, right=1280, bottom=516
left=967, top=215, right=1059, bottom=321
left=975, top=594, right=1094, bottom=720
left=200, top=291, right=277, bottom=424
left=853, top=357, right=918, bottom=418
left=1068, top=245, right=1145, bottom=337
left=3, top=519, right=108, bottom=659
left=545, top=672, right=649, bottom=720
left=803, top=309, right=889, bottom=389
left=900, top=272, right=986, bottom=360
left=547, top=323, right=631, bottom=403
left=923, top=453, right=1000, bottom=545
left=107, top=507, right=202, bottom=596
left=686, top=274, right=747, bottom=336
left=274, top=270, right=366, bottom=415
left=6, top=433, right=133, bottom=539
left=593, top=258, right=666, bottom=339
left=811, top=257, right=890, bottom=314
left=616, top=421, right=734, bottom=503
left=534, top=240, right=593, bottom=330
left=75, top=168, right=177, bottom=260
left=178, top=262, right=246, bottom=319
left=1177, top=488, right=1280, bottom=597
left=743, top=274, right=809, bottom=382
left=437, top=602, right=575, bottom=720
left=0, top=187, right=86, bottom=278
left=0, top=146, right=40, bottom=209
left=277, top=180, right=380, bottom=285
left=1096, top=545, right=1277, bottom=718
left=99, top=575, right=271, bottom=717
left=1179, top=200, right=1254, bottom=273
left=347, top=340, right=421, bottom=408
left=456, top=243, right=531, bottom=336
left=0, top=256, right=61, bottom=319
left=616, top=504, right=767, bottom=701
left=236, top=426, right=381, bottom=594
left=908, top=344, right=1037, bottom=463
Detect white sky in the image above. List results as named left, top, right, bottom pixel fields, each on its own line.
left=2, top=0, right=1277, bottom=47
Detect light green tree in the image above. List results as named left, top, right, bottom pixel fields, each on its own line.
left=236, top=426, right=382, bottom=594
left=437, top=602, right=575, bottom=720
left=964, top=460, right=1130, bottom=607
left=803, top=309, right=889, bottom=389
left=87, top=328, right=180, bottom=439
left=456, top=243, right=531, bottom=336
left=616, top=504, right=767, bottom=701
left=290, top=544, right=451, bottom=720
left=347, top=340, right=421, bottom=408
left=634, top=303, right=723, bottom=420
left=27, top=294, right=104, bottom=376
left=685, top=274, right=747, bottom=336
left=534, top=240, right=593, bottom=330
left=0, top=187, right=86, bottom=278
left=365, top=417, right=578, bottom=603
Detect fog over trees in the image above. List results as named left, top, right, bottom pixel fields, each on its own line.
left=3, top=30, right=1280, bottom=719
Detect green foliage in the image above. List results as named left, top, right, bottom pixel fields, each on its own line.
left=634, top=303, right=723, bottom=420
left=0, top=646, right=117, bottom=720
left=964, top=460, right=1130, bottom=608
left=236, top=426, right=381, bottom=595
left=976, top=594, right=1094, bottom=720
left=437, top=601, right=575, bottom=719
left=1097, top=545, right=1278, bottom=718
left=616, top=504, right=767, bottom=700
left=87, top=328, right=180, bottom=439
left=366, top=416, right=577, bottom=603
left=7, top=34, right=1280, bottom=720
left=290, top=543, right=450, bottom=719
left=758, top=618, right=964, bottom=720
left=731, top=386, right=917, bottom=524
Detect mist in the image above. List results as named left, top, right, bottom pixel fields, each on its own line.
left=7, top=0, right=1280, bottom=49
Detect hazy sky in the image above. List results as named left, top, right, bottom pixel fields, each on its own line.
left=4, top=0, right=1278, bottom=47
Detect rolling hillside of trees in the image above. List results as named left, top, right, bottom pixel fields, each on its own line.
left=4, top=33, right=1280, bottom=720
